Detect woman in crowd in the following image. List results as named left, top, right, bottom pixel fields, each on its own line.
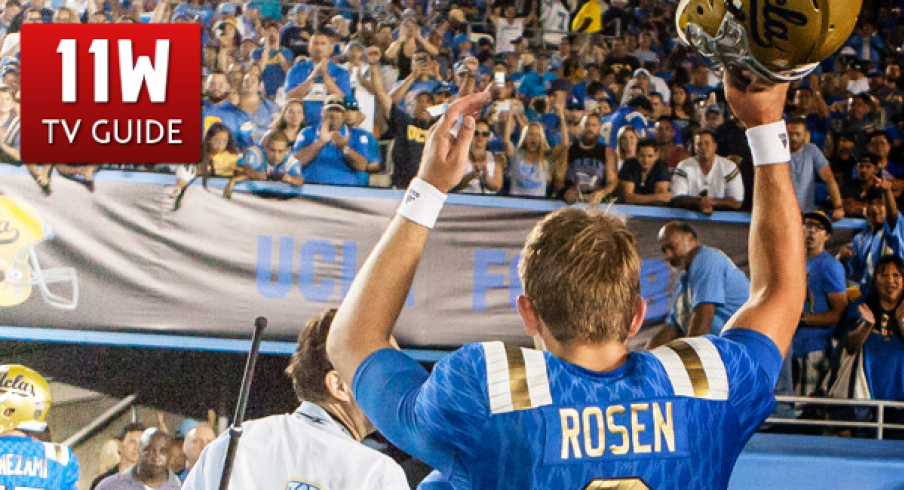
left=669, top=83, right=694, bottom=130
left=454, top=119, right=505, bottom=195
left=238, top=72, right=279, bottom=145
left=833, top=254, right=904, bottom=433
left=268, top=99, right=306, bottom=145
left=501, top=107, right=568, bottom=198
left=615, top=125, right=639, bottom=172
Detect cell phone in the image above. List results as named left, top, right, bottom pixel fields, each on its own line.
left=495, top=71, right=505, bottom=88
left=427, top=103, right=449, bottom=117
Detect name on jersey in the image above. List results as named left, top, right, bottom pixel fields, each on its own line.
left=544, top=401, right=687, bottom=464
left=0, top=455, right=48, bottom=479
left=0, top=373, right=36, bottom=396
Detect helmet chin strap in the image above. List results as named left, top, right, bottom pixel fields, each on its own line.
left=684, top=13, right=817, bottom=84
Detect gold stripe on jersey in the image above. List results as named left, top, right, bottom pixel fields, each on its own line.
left=483, top=342, right=553, bottom=414
left=505, top=346, right=532, bottom=410
left=650, top=338, right=729, bottom=401
left=668, top=340, right=710, bottom=398
left=583, top=478, right=652, bottom=490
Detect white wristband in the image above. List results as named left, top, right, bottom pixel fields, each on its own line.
left=397, top=178, right=447, bottom=229
left=746, top=121, right=791, bottom=167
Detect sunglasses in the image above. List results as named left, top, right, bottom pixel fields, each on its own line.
left=476, top=131, right=492, bottom=137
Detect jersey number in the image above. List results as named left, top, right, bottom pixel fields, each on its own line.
left=582, top=478, right=652, bottom=490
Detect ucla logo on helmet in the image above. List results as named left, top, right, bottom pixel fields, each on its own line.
left=0, top=219, right=19, bottom=245
left=748, top=0, right=809, bottom=49
left=285, top=481, right=325, bottom=490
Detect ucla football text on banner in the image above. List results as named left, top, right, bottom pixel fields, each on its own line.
left=19, top=24, right=201, bottom=164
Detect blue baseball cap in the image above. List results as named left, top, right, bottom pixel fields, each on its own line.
left=566, top=95, right=584, bottom=110
left=290, top=4, right=309, bottom=14
left=217, top=2, right=236, bottom=14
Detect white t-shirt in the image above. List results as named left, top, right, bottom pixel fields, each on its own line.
left=671, top=155, right=745, bottom=203
left=182, top=402, right=409, bottom=490
left=847, top=76, right=870, bottom=95
left=495, top=18, right=525, bottom=53
left=344, top=62, right=376, bottom=134
left=540, top=0, right=568, bottom=45
left=461, top=152, right=498, bottom=194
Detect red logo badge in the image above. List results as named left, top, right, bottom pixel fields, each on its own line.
left=20, top=24, right=201, bottom=164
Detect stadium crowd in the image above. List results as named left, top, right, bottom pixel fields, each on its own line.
left=1, top=0, right=904, bottom=487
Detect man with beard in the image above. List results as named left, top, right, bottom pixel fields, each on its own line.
left=654, top=116, right=689, bottom=169
left=647, top=221, right=750, bottom=349
left=563, top=95, right=585, bottom=144
left=838, top=181, right=904, bottom=294
left=97, top=429, right=180, bottom=490
left=285, top=32, right=352, bottom=127
left=294, top=96, right=370, bottom=186
left=561, top=114, right=616, bottom=203
left=786, top=117, right=844, bottom=217
left=671, top=130, right=744, bottom=214
left=202, top=70, right=253, bottom=150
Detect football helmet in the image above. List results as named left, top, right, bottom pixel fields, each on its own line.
left=677, top=0, right=862, bottom=82
left=0, top=195, right=78, bottom=309
left=0, top=364, right=51, bottom=433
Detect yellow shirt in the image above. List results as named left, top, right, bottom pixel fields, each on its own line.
left=572, top=0, right=602, bottom=33
left=211, top=152, right=239, bottom=177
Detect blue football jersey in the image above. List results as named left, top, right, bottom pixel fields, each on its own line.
left=0, top=436, right=79, bottom=490
left=355, top=330, right=780, bottom=490
left=600, top=107, right=651, bottom=149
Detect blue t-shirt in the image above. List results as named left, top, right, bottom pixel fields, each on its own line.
left=202, top=101, right=254, bottom=150
left=790, top=143, right=829, bottom=213
left=794, top=251, right=847, bottom=356
left=172, top=3, right=214, bottom=25
left=517, top=70, right=558, bottom=100
left=0, top=436, right=79, bottom=490
left=251, top=47, right=294, bottom=97
left=847, top=213, right=904, bottom=294
left=245, top=98, right=279, bottom=146
left=292, top=125, right=368, bottom=186
left=353, top=330, right=780, bottom=490
left=238, top=146, right=302, bottom=179
left=600, top=106, right=650, bottom=149
left=284, top=60, right=352, bottom=127
left=667, top=245, right=751, bottom=336
left=838, top=300, right=904, bottom=403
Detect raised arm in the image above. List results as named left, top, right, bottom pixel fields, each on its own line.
left=328, top=89, right=493, bottom=385
left=721, top=75, right=806, bottom=357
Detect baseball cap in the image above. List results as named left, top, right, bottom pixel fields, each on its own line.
left=433, top=82, right=454, bottom=94
left=802, top=211, right=833, bottom=234
left=244, top=2, right=260, bottom=10
left=175, top=419, right=200, bottom=440
left=344, top=96, right=360, bottom=111
left=566, top=95, right=584, bottom=110
left=324, top=95, right=346, bottom=111
left=869, top=68, right=885, bottom=77
left=217, top=3, right=236, bottom=15
left=705, top=104, right=722, bottom=115
left=344, top=40, right=364, bottom=54
left=449, top=8, right=465, bottom=22
left=546, top=78, right=570, bottom=95
left=289, top=4, right=309, bottom=14
left=849, top=60, right=865, bottom=73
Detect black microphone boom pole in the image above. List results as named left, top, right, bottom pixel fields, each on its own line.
left=218, top=316, right=267, bottom=490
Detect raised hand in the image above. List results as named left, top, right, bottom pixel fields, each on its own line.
left=723, top=68, right=790, bottom=128
left=858, top=303, right=875, bottom=325
left=417, top=87, right=493, bottom=193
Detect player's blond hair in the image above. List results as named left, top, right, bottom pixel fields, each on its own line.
left=519, top=208, right=640, bottom=343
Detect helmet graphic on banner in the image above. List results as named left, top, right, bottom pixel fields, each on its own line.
left=0, top=364, right=52, bottom=433
left=676, top=0, right=862, bottom=82
left=0, top=195, right=78, bottom=309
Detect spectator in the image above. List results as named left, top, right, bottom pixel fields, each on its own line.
left=238, top=72, right=279, bottom=145
left=600, top=95, right=652, bottom=149
left=539, top=0, right=568, bottom=46
left=619, top=138, right=671, bottom=205
left=1, top=8, right=42, bottom=59
left=831, top=93, right=886, bottom=156
left=621, top=68, right=669, bottom=106
left=225, top=131, right=303, bottom=197
left=517, top=52, right=558, bottom=100
left=182, top=310, right=409, bottom=490
left=845, top=59, right=870, bottom=95
left=845, top=21, right=883, bottom=64
left=342, top=42, right=378, bottom=133
left=90, top=423, right=147, bottom=490
left=830, top=130, right=858, bottom=187
left=648, top=221, right=750, bottom=348
left=179, top=424, right=215, bottom=481
left=604, top=37, right=640, bottom=76
left=172, top=0, right=213, bottom=26
left=789, top=84, right=831, bottom=151
left=453, top=119, right=504, bottom=194
left=562, top=95, right=585, bottom=143
left=668, top=83, right=695, bottom=131
left=869, top=68, right=904, bottom=122
left=0, top=1, right=21, bottom=40
left=236, top=2, right=261, bottom=43
left=795, top=211, right=848, bottom=397
left=294, top=96, right=369, bottom=186
left=561, top=113, right=615, bottom=203
left=343, top=97, right=382, bottom=174
left=786, top=118, right=844, bottom=217
left=841, top=153, right=887, bottom=217
left=685, top=64, right=716, bottom=100
left=384, top=18, right=438, bottom=80
left=488, top=4, right=534, bottom=55
left=0, top=85, right=20, bottom=164
left=202, top=70, right=253, bottom=150
left=96, top=429, right=180, bottom=490
left=654, top=116, right=689, bottom=169
left=280, top=4, right=312, bottom=60
left=171, top=123, right=239, bottom=202
left=614, top=124, right=639, bottom=171
left=252, top=20, right=292, bottom=98
left=868, top=130, right=904, bottom=184
left=501, top=111, right=567, bottom=198
left=671, top=129, right=744, bottom=214
left=831, top=254, right=904, bottom=430
left=839, top=182, right=904, bottom=294
left=285, top=32, right=353, bottom=127
left=269, top=98, right=305, bottom=144
left=701, top=104, right=723, bottom=131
